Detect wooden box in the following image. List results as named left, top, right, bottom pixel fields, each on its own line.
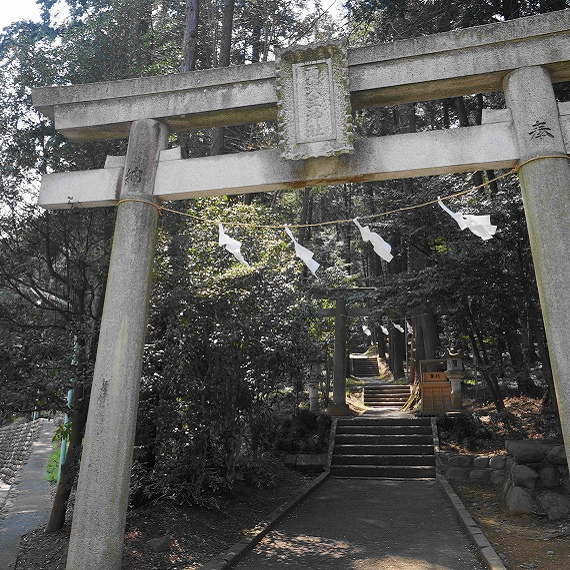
left=421, top=382, right=452, bottom=413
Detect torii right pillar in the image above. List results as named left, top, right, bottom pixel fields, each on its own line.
left=504, top=66, right=570, bottom=459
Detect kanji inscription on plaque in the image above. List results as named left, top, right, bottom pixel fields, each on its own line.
left=276, top=41, right=353, bottom=160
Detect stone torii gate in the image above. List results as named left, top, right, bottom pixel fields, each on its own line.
left=315, top=289, right=376, bottom=416
left=31, top=10, right=570, bottom=570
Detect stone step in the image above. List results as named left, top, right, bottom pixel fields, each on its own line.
left=337, top=417, right=431, bottom=427
left=364, top=390, right=410, bottom=396
left=363, top=397, right=408, bottom=403
left=331, top=454, right=436, bottom=466
left=351, top=358, right=380, bottom=377
left=365, top=381, right=408, bottom=385
left=364, top=392, right=410, bottom=402
left=364, top=385, right=410, bottom=391
left=336, top=425, right=433, bottom=435
left=365, top=393, right=409, bottom=399
left=335, top=434, right=433, bottom=445
left=330, top=464, right=436, bottom=478
left=333, top=444, right=435, bottom=455
left=364, top=395, right=409, bottom=400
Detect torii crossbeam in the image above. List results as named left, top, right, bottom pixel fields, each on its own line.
left=31, top=10, right=570, bottom=570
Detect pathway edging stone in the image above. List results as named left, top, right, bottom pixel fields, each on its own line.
left=200, top=471, right=330, bottom=570
left=437, top=473, right=507, bottom=570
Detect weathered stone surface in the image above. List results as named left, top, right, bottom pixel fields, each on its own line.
left=446, top=467, right=469, bottom=481
left=65, top=119, right=168, bottom=570
left=539, top=464, right=560, bottom=489
left=147, top=535, right=172, bottom=553
left=276, top=41, right=353, bottom=160
left=469, top=469, right=492, bottom=482
left=447, top=455, right=473, bottom=468
left=504, top=64, right=570, bottom=493
left=504, top=471, right=513, bottom=492
left=506, top=486, right=539, bottom=515
left=31, top=11, right=570, bottom=142
left=46, top=122, right=522, bottom=210
left=473, top=456, right=490, bottom=469
left=547, top=445, right=567, bottom=466
left=511, top=464, right=539, bottom=490
left=489, top=455, right=507, bottom=470
left=561, top=476, right=570, bottom=495
left=490, top=470, right=507, bottom=487
left=537, top=491, right=570, bottom=520
left=506, top=440, right=547, bottom=463
left=0, top=420, right=44, bottom=485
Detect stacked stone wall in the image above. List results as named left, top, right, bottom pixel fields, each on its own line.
left=439, top=439, right=569, bottom=520
left=0, top=419, right=44, bottom=484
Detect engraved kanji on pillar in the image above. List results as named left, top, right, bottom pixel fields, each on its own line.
left=276, top=41, right=353, bottom=160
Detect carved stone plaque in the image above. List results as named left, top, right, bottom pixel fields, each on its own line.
left=276, top=41, right=353, bottom=160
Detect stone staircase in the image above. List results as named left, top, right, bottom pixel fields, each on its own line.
left=350, top=355, right=380, bottom=377
left=330, top=416, right=436, bottom=478
left=364, top=383, right=410, bottom=408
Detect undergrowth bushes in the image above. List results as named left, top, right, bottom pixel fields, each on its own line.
left=274, top=409, right=331, bottom=454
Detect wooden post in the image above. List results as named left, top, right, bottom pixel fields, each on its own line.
left=66, top=119, right=168, bottom=570
left=504, top=65, right=570, bottom=463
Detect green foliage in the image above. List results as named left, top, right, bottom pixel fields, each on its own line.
left=129, top=198, right=323, bottom=505
left=45, top=440, right=62, bottom=483
left=437, top=412, right=494, bottom=450
left=273, top=409, right=332, bottom=454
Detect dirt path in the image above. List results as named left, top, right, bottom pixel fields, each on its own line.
left=234, top=478, right=485, bottom=570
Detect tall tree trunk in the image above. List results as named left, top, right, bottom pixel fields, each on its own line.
left=468, top=328, right=505, bottom=411
left=409, top=325, right=417, bottom=384
left=182, top=0, right=200, bottom=72
left=455, top=96, right=485, bottom=187
left=524, top=311, right=539, bottom=364
left=516, top=245, right=559, bottom=420
left=210, top=0, right=236, bottom=156
left=503, top=319, right=537, bottom=395
left=342, top=184, right=353, bottom=265
left=390, top=327, right=405, bottom=379
left=298, top=187, right=312, bottom=245
left=528, top=297, right=560, bottom=421
left=415, top=320, right=425, bottom=364
left=417, top=312, right=438, bottom=362
left=45, top=338, right=91, bottom=533
left=475, top=94, right=499, bottom=193
left=464, top=300, right=504, bottom=410
left=177, top=0, right=200, bottom=157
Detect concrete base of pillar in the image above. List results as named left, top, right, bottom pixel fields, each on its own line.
left=328, top=402, right=350, bottom=417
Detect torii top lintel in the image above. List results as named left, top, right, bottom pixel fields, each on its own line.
left=32, top=10, right=570, bottom=142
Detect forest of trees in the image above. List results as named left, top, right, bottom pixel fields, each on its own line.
left=1, top=0, right=569, bottom=529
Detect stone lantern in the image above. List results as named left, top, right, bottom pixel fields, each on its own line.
left=446, top=348, right=465, bottom=408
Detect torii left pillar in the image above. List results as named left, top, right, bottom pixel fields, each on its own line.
left=66, top=119, right=167, bottom=570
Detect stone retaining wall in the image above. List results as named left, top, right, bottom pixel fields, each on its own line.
left=0, top=419, right=44, bottom=484
left=438, top=450, right=508, bottom=484
left=439, top=440, right=570, bottom=520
